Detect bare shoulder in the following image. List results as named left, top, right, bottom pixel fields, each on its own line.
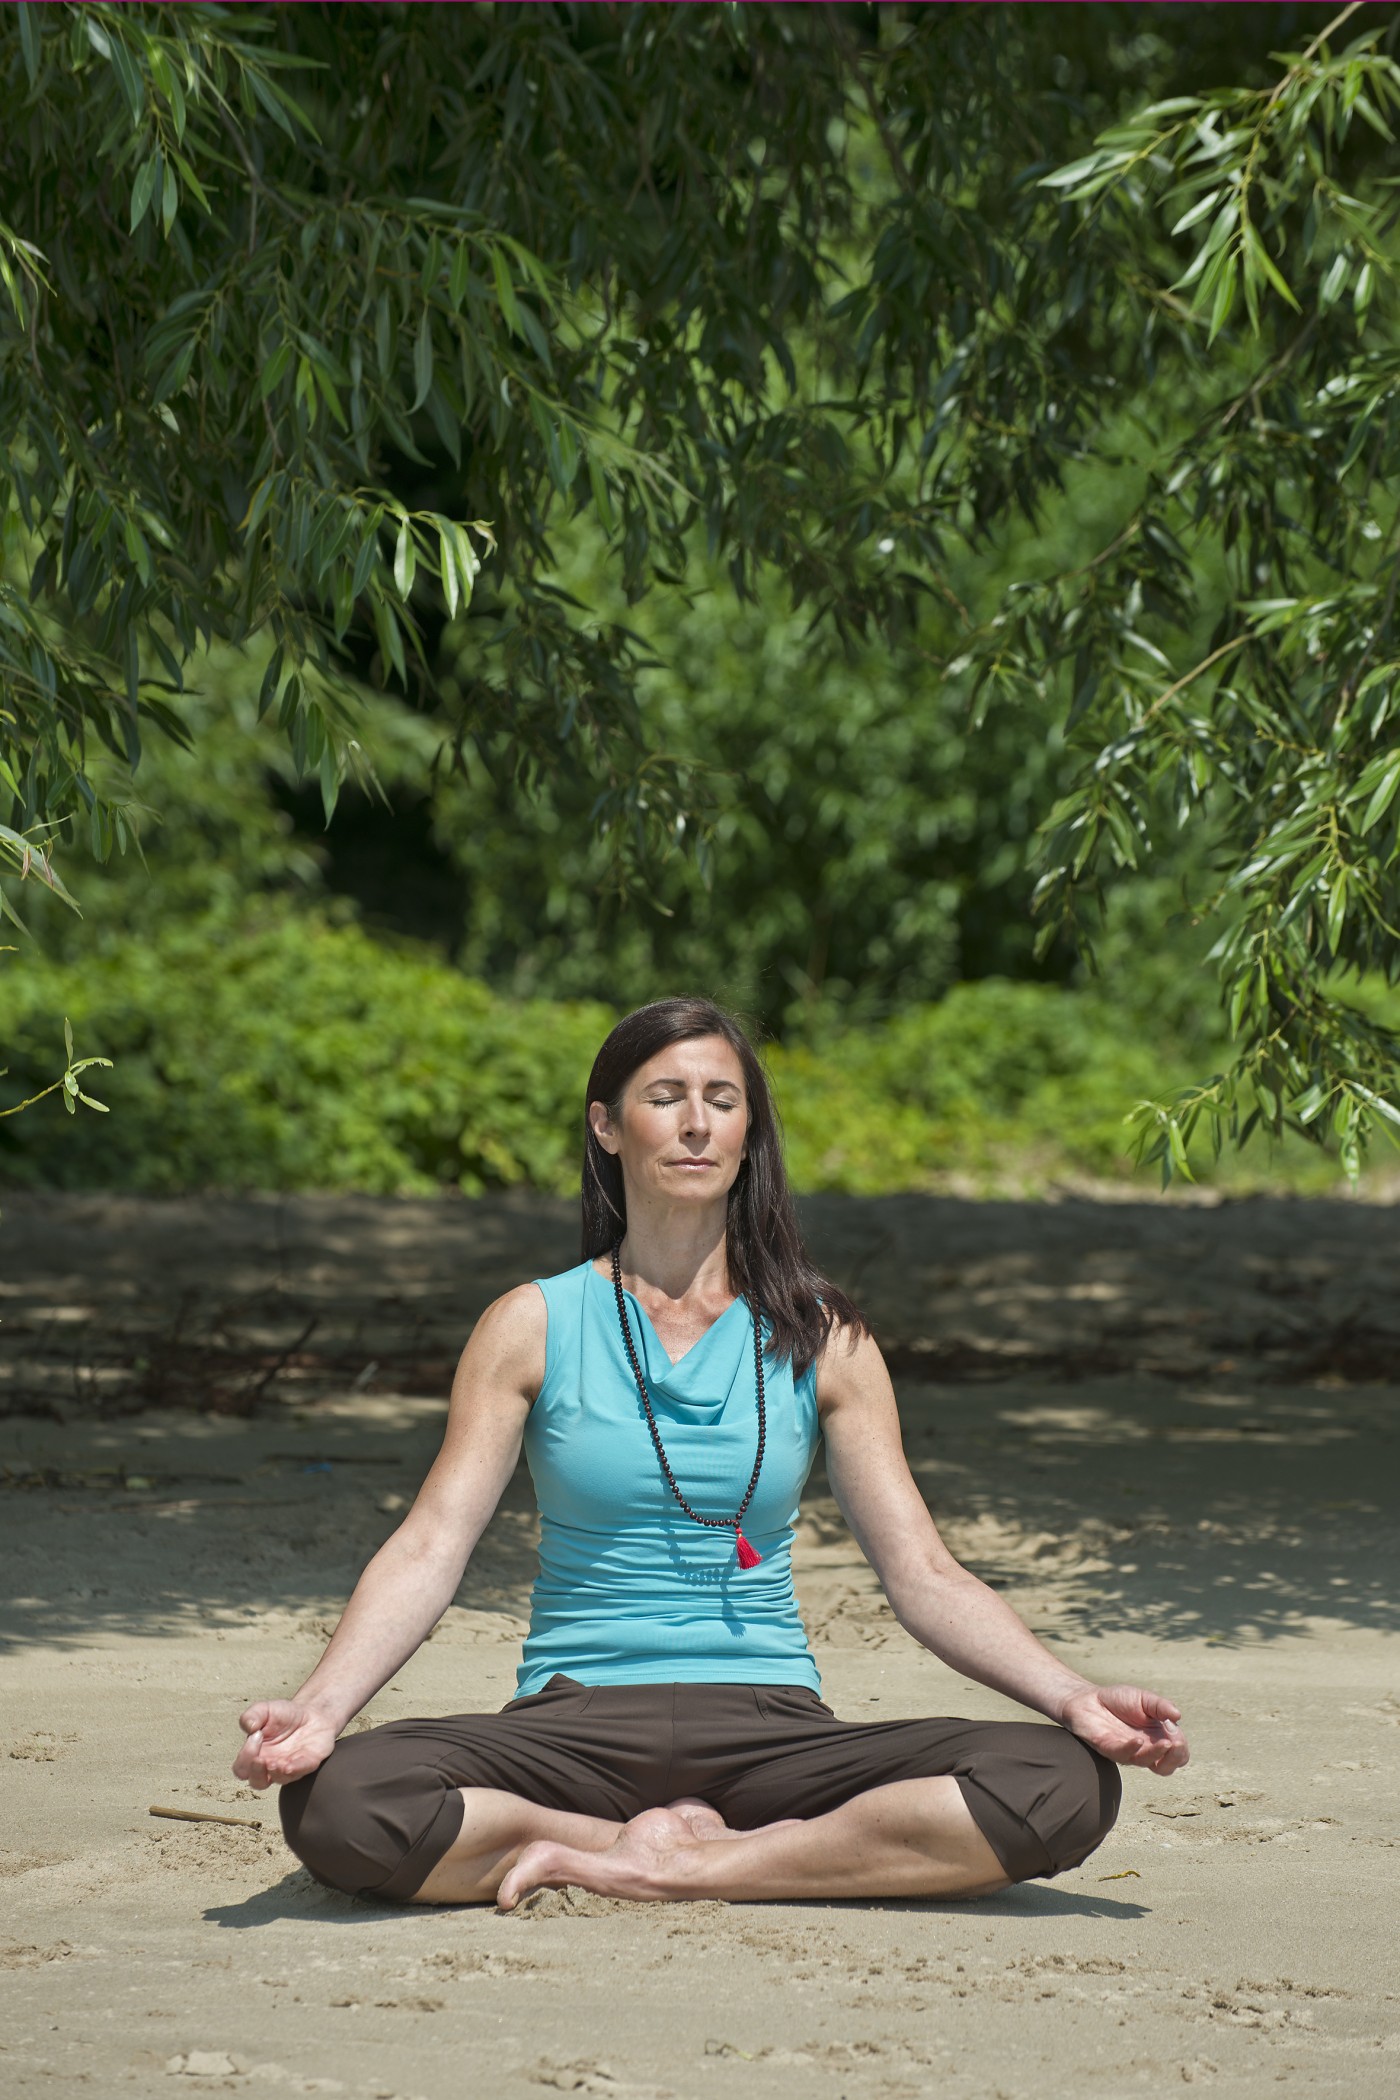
left=812, top=1315, right=894, bottom=1417
left=451, top=1282, right=548, bottom=1404
left=413, top=1286, right=545, bottom=1533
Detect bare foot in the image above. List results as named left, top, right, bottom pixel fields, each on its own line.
left=663, top=1797, right=734, bottom=1840
left=497, top=1806, right=700, bottom=1911
left=663, top=1796, right=804, bottom=1842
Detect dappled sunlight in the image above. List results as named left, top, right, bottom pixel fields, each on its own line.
left=800, top=1374, right=1398, bottom=1646
left=3, top=1191, right=1398, bottom=1657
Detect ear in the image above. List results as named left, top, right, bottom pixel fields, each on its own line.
left=588, top=1099, right=620, bottom=1156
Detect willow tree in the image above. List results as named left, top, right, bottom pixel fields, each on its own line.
left=3, top=2, right=1400, bottom=1174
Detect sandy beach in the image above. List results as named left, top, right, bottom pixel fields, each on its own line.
left=3, top=1189, right=1397, bottom=2098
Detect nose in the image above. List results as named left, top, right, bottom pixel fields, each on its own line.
left=680, top=1090, right=711, bottom=1138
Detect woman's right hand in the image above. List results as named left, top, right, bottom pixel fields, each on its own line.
left=233, top=1700, right=340, bottom=1790
left=228, top=1290, right=541, bottom=1796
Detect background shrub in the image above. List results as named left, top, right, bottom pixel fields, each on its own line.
left=3, top=913, right=1340, bottom=1198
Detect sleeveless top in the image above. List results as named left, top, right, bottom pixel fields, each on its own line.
left=515, top=1259, right=823, bottom=1698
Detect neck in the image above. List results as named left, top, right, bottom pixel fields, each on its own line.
left=617, top=1198, right=733, bottom=1305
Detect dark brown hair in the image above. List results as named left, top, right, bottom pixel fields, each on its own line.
left=580, top=997, right=869, bottom=1376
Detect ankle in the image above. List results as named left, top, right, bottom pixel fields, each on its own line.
left=651, top=1837, right=711, bottom=1896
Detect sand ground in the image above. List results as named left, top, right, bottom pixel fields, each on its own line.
left=2, top=1189, right=1397, bottom=2099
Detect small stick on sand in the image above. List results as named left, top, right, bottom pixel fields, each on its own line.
left=149, top=1805, right=262, bottom=1829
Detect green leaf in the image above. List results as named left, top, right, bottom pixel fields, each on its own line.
left=412, top=307, right=434, bottom=412
left=393, top=519, right=415, bottom=599
left=1039, top=150, right=1120, bottom=192
left=372, top=593, right=407, bottom=686
left=259, top=340, right=293, bottom=399
left=1318, top=252, right=1349, bottom=311
left=1354, top=1083, right=1400, bottom=1130
left=1206, top=259, right=1237, bottom=343
left=1243, top=223, right=1300, bottom=313
left=16, top=3, right=40, bottom=86
left=129, top=150, right=160, bottom=234
left=449, top=521, right=480, bottom=608
left=170, top=150, right=209, bottom=214
left=108, top=32, right=145, bottom=126
left=1170, top=187, right=1223, bottom=237
left=491, top=245, right=522, bottom=336
left=1167, top=1120, right=1194, bottom=1183
left=350, top=520, right=380, bottom=600
left=1360, top=759, right=1400, bottom=833
left=438, top=520, right=459, bottom=619
left=588, top=455, right=616, bottom=534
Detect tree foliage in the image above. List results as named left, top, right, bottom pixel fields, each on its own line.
left=5, top=3, right=1400, bottom=1175
left=2, top=910, right=1254, bottom=1199
left=1007, top=2, right=1400, bottom=1178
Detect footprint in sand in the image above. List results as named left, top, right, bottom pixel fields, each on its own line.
left=0, top=1851, right=72, bottom=1878
left=165, top=2056, right=358, bottom=2093
left=7, top=1731, right=78, bottom=1762
left=0, top=1939, right=77, bottom=1968
left=529, top=2063, right=672, bottom=2099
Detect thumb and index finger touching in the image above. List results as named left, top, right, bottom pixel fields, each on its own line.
left=233, top=1701, right=314, bottom=1789
left=1099, top=1683, right=1184, bottom=1731
left=238, top=1699, right=304, bottom=1740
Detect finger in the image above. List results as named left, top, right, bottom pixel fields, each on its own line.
left=233, top=1729, right=263, bottom=1759
left=231, top=1749, right=271, bottom=1789
left=1146, top=1742, right=1190, bottom=1775
left=238, top=1705, right=270, bottom=1737
left=1130, top=1738, right=1171, bottom=1767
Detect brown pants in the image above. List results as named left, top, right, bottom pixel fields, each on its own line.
left=281, top=1677, right=1121, bottom=1901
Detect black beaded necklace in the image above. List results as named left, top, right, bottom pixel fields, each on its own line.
left=610, top=1239, right=766, bottom=1569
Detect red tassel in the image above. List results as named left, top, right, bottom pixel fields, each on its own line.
left=735, top=1525, right=762, bottom=1569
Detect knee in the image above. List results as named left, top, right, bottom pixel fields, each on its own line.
left=279, top=1742, right=393, bottom=1898
left=957, top=1722, right=1121, bottom=1884
left=278, top=1756, right=358, bottom=1893
left=1040, top=1731, right=1121, bottom=1875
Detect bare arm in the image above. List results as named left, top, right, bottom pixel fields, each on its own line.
left=817, top=1325, right=1189, bottom=1774
left=233, top=1283, right=543, bottom=1788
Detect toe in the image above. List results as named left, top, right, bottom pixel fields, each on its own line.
left=663, top=1797, right=731, bottom=1839
left=497, top=1841, right=557, bottom=1911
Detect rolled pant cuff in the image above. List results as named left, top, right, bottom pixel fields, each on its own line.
left=953, top=1774, right=1055, bottom=1883
left=371, top=1782, right=467, bottom=1902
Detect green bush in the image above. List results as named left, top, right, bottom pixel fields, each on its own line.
left=1, top=913, right=612, bottom=1196
left=1, top=915, right=1337, bottom=1197
left=770, top=982, right=1199, bottom=1193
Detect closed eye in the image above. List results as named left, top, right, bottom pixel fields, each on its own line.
left=646, top=1094, right=741, bottom=1110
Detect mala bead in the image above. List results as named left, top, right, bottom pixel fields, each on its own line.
left=611, top=1240, right=767, bottom=1571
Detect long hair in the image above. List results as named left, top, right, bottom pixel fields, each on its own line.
left=580, top=997, right=869, bottom=1377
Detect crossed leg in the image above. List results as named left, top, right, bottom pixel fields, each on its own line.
left=410, top=1788, right=625, bottom=1904
left=409, top=1777, right=1012, bottom=1908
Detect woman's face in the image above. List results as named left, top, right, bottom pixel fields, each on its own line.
left=589, top=1033, right=749, bottom=1212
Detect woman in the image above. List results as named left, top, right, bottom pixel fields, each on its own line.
left=235, top=997, right=1188, bottom=1909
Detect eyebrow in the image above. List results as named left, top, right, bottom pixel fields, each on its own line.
left=643, top=1076, right=742, bottom=1090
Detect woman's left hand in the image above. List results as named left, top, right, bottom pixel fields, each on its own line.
left=1059, top=1683, right=1190, bottom=1774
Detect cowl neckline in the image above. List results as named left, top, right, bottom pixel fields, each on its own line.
left=591, top=1260, right=753, bottom=1409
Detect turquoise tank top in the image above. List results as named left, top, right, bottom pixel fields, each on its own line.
left=516, top=1259, right=823, bottom=1697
